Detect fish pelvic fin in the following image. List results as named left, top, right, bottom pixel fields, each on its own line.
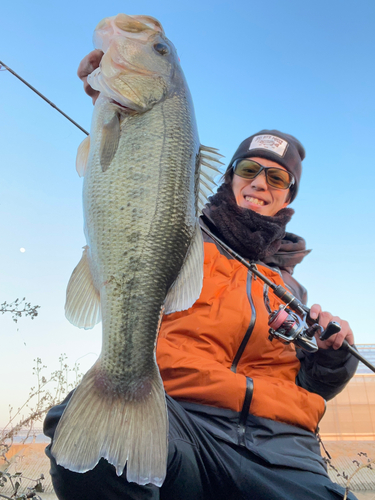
left=164, top=222, right=204, bottom=314
left=51, top=360, right=168, bottom=487
left=198, top=145, right=225, bottom=214
left=76, top=135, right=91, bottom=177
left=65, top=246, right=101, bottom=329
left=100, top=111, right=120, bottom=172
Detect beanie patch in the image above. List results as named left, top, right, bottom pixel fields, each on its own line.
left=248, top=134, right=289, bottom=158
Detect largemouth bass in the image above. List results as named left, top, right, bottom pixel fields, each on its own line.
left=51, top=14, right=223, bottom=487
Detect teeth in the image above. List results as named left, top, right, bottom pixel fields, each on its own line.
left=245, top=196, right=265, bottom=206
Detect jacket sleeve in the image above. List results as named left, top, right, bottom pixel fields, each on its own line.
left=296, top=347, right=359, bottom=400
left=279, top=268, right=358, bottom=400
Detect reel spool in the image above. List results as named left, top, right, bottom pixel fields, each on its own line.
left=268, top=307, right=319, bottom=353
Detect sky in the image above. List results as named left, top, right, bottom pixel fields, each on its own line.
left=0, top=0, right=374, bottom=427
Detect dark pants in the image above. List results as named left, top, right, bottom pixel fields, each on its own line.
left=44, top=393, right=356, bottom=500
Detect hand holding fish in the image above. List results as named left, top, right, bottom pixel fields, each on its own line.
left=77, top=49, right=103, bottom=104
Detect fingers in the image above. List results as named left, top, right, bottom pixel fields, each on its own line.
left=77, top=49, right=104, bottom=104
left=77, top=49, right=104, bottom=80
left=311, top=305, right=355, bottom=350
left=322, top=318, right=354, bottom=350
left=309, top=303, right=322, bottom=321
left=84, top=81, right=100, bottom=104
left=316, top=310, right=333, bottom=329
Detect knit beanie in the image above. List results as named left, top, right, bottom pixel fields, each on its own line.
left=227, top=130, right=305, bottom=202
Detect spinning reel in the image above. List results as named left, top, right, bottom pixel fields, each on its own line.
left=267, top=305, right=341, bottom=353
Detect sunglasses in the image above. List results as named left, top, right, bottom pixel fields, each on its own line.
left=232, top=159, right=295, bottom=190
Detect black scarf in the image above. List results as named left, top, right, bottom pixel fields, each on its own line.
left=202, top=183, right=294, bottom=262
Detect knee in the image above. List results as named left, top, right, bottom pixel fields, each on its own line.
left=166, top=438, right=201, bottom=481
left=43, top=392, right=74, bottom=440
left=45, top=444, right=99, bottom=500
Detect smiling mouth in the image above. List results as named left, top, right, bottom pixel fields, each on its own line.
left=244, top=196, right=266, bottom=206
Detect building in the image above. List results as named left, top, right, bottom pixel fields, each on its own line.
left=319, top=345, right=375, bottom=497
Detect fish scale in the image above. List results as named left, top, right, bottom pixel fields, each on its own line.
left=85, top=95, right=198, bottom=383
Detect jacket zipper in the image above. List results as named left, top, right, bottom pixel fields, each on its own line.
left=230, top=271, right=256, bottom=446
left=231, top=271, right=256, bottom=372
left=237, top=378, right=253, bottom=446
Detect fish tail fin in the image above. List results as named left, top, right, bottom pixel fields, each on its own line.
left=51, top=360, right=168, bottom=487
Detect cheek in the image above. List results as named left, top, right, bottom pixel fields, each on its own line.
left=231, top=177, right=247, bottom=202
left=230, top=179, right=240, bottom=203
left=273, top=191, right=289, bottom=208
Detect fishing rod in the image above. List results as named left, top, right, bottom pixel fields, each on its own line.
left=2, top=58, right=372, bottom=371
left=200, top=224, right=375, bottom=373
left=0, top=60, right=89, bottom=136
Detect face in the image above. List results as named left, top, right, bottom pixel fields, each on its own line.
left=231, top=157, right=290, bottom=216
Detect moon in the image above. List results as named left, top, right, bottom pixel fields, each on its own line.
left=20, top=248, right=26, bottom=253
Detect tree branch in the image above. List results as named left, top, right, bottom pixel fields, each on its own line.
left=0, top=298, right=40, bottom=323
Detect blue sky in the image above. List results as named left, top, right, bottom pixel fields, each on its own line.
left=1, top=0, right=374, bottom=426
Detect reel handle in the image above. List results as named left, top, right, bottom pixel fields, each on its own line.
left=319, top=321, right=342, bottom=341
left=304, top=311, right=342, bottom=342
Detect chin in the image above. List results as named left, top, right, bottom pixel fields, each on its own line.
left=255, top=208, right=271, bottom=216
left=240, top=203, right=269, bottom=215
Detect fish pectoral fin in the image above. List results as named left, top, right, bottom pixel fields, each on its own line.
left=65, top=246, right=101, bottom=329
left=51, top=360, right=168, bottom=487
left=100, top=112, right=120, bottom=172
left=164, top=222, right=204, bottom=314
left=198, top=145, right=225, bottom=214
left=76, top=135, right=91, bottom=177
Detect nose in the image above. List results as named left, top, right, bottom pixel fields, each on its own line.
left=250, top=170, right=268, bottom=191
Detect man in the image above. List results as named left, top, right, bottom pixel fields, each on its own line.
left=44, top=51, right=358, bottom=500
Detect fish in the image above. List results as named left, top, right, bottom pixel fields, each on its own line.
left=50, top=14, right=224, bottom=487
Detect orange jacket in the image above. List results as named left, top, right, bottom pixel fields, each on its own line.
left=157, top=235, right=326, bottom=433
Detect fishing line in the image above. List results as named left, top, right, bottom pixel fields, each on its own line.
left=0, top=60, right=89, bottom=136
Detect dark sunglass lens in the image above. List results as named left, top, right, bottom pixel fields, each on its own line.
left=267, top=168, right=291, bottom=189
left=234, top=160, right=261, bottom=179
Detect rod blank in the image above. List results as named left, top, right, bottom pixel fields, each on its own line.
left=0, top=60, right=89, bottom=136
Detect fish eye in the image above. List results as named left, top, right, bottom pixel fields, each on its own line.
left=153, top=43, right=169, bottom=56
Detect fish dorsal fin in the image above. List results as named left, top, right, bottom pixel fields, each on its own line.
left=164, top=222, right=204, bottom=314
left=198, top=145, right=225, bottom=214
left=65, top=246, right=101, bottom=329
left=76, top=136, right=91, bottom=177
